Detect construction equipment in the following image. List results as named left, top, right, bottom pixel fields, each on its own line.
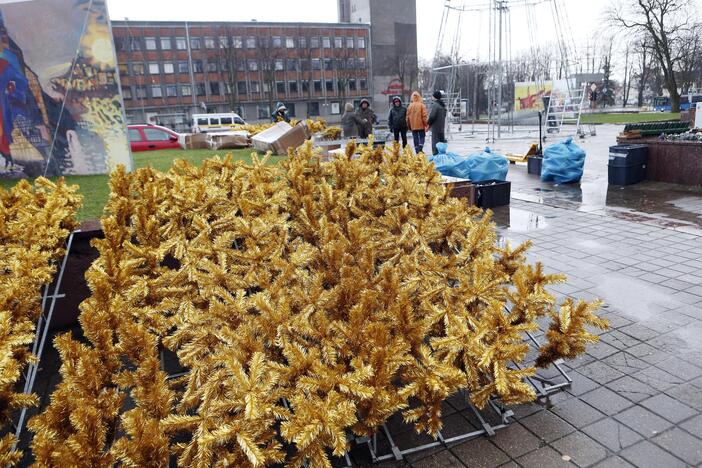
left=506, top=143, right=539, bottom=163
left=543, top=83, right=588, bottom=137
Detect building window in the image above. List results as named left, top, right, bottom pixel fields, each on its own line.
left=260, top=36, right=269, bottom=48
left=148, top=62, right=160, bottom=74
left=334, top=37, right=342, bottom=48
left=190, top=37, right=201, bottom=49
left=165, top=85, right=177, bottom=97
left=178, top=61, right=189, bottom=74
left=347, top=58, right=355, bottom=69
left=258, top=105, right=270, bottom=119
left=272, top=36, right=282, bottom=47
left=246, top=36, right=256, bottom=48
left=311, top=59, right=321, bottom=70
left=313, top=80, right=322, bottom=93
left=136, top=86, right=147, bottom=99
left=193, top=60, right=203, bottom=73
left=325, top=80, right=334, bottom=92
left=360, top=79, right=368, bottom=90
left=349, top=79, right=357, bottom=91
left=274, top=59, right=284, bottom=71
left=181, top=85, right=192, bottom=97
left=204, top=37, right=216, bottom=49
left=217, top=36, right=228, bottom=48
left=337, top=58, right=346, bottom=70
left=118, top=63, right=128, bottom=76
left=237, top=61, right=246, bottom=72
left=175, top=37, right=187, bottom=50
left=289, top=81, right=298, bottom=94
left=145, top=37, right=157, bottom=50
left=299, top=36, right=307, bottom=48
left=346, top=36, right=354, bottom=48
left=276, top=81, right=286, bottom=94
left=163, top=63, right=174, bottom=74
left=132, top=63, right=145, bottom=75
left=233, top=36, right=243, bottom=48
left=263, top=82, right=270, bottom=93
left=286, top=36, right=295, bottom=48
left=196, top=83, right=206, bottom=95
left=287, top=59, right=298, bottom=71
left=302, top=81, right=309, bottom=94
left=207, top=61, right=218, bottom=73
left=322, top=37, right=331, bottom=48
left=357, top=37, right=366, bottom=49
left=359, top=58, right=366, bottom=69
left=237, top=81, right=247, bottom=94
left=331, top=101, right=341, bottom=114
left=324, top=59, right=333, bottom=71
left=130, top=38, right=142, bottom=51
left=250, top=81, right=260, bottom=93
left=309, top=101, right=320, bottom=116
left=123, top=87, right=132, bottom=100
left=210, top=81, right=220, bottom=95
left=160, top=37, right=172, bottom=50
left=300, top=59, right=310, bottom=71
left=151, top=85, right=163, bottom=98
left=310, top=36, right=319, bottom=48
left=248, top=59, right=258, bottom=71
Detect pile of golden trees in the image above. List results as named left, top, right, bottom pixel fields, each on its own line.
left=29, top=143, right=606, bottom=467
left=0, top=178, right=81, bottom=465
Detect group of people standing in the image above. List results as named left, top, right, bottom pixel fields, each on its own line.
left=340, top=91, right=447, bottom=155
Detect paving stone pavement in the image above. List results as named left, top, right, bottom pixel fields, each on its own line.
left=349, top=198, right=702, bottom=467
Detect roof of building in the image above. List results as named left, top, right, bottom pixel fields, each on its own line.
left=111, top=20, right=370, bottom=29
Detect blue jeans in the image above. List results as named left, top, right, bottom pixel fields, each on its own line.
left=412, top=130, right=426, bottom=154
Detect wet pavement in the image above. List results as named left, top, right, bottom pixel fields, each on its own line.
left=388, top=125, right=702, bottom=467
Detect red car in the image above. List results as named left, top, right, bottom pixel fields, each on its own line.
left=128, top=124, right=183, bottom=152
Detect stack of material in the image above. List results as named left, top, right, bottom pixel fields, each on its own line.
left=209, top=131, right=251, bottom=150
left=184, top=133, right=210, bottom=150
left=618, top=120, right=690, bottom=139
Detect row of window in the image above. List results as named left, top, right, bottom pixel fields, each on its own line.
left=123, top=78, right=368, bottom=100
left=117, top=34, right=366, bottom=52
left=121, top=57, right=367, bottom=76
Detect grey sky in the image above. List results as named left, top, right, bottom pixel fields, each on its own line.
left=105, top=0, right=698, bottom=77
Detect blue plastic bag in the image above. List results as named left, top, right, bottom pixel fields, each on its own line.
left=466, top=147, right=509, bottom=181
left=428, top=142, right=472, bottom=179
left=541, top=137, right=586, bottom=184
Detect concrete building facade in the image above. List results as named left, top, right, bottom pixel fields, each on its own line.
left=112, top=21, right=371, bottom=130
left=338, top=0, right=418, bottom=107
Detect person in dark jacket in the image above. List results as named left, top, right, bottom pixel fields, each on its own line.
left=428, top=90, right=447, bottom=155
left=271, top=102, right=290, bottom=123
left=356, top=98, right=376, bottom=138
left=387, top=96, right=408, bottom=148
left=341, top=102, right=364, bottom=138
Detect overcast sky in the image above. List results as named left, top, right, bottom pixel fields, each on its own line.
left=105, top=0, right=697, bottom=77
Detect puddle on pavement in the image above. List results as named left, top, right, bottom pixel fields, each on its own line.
left=592, top=273, right=682, bottom=322
left=507, top=208, right=550, bottom=232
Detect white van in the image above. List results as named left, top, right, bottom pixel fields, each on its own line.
left=191, top=113, right=246, bottom=133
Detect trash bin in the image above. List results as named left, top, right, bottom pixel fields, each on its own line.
left=608, top=144, right=648, bottom=185
left=474, top=179, right=511, bottom=208
left=527, top=156, right=543, bottom=176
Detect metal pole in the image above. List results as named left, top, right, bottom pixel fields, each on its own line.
left=473, top=66, right=478, bottom=134
left=497, top=0, right=503, bottom=139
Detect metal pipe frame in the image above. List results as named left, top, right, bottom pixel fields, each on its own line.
left=12, top=231, right=76, bottom=450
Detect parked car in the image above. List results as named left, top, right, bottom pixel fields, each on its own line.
left=191, top=113, right=246, bottom=133
left=128, top=124, right=184, bottom=152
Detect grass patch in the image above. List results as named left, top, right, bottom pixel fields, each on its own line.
left=0, top=147, right=281, bottom=221
left=580, top=112, right=681, bottom=124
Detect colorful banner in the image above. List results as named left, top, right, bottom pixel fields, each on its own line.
left=514, top=81, right=553, bottom=112
left=0, top=0, right=131, bottom=179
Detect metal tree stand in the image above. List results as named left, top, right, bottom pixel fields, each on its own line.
left=11, top=231, right=76, bottom=451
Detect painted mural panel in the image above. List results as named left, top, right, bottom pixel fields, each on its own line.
left=0, top=0, right=132, bottom=179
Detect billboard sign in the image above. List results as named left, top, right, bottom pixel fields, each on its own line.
left=0, top=0, right=132, bottom=179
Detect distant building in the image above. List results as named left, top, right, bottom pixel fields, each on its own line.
left=112, top=21, right=371, bottom=130
left=338, top=0, right=418, bottom=106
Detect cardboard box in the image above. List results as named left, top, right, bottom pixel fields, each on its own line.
left=252, top=122, right=293, bottom=153
left=209, top=131, right=251, bottom=150
left=271, top=123, right=312, bottom=155
left=184, top=133, right=210, bottom=150
left=252, top=122, right=311, bottom=155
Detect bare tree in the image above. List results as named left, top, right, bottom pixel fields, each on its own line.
left=677, top=23, right=702, bottom=93
left=258, top=29, right=282, bottom=119
left=621, top=43, right=634, bottom=107
left=218, top=25, right=243, bottom=112
left=610, top=0, right=694, bottom=112
left=394, top=42, right=418, bottom=100
left=297, top=29, right=317, bottom=118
